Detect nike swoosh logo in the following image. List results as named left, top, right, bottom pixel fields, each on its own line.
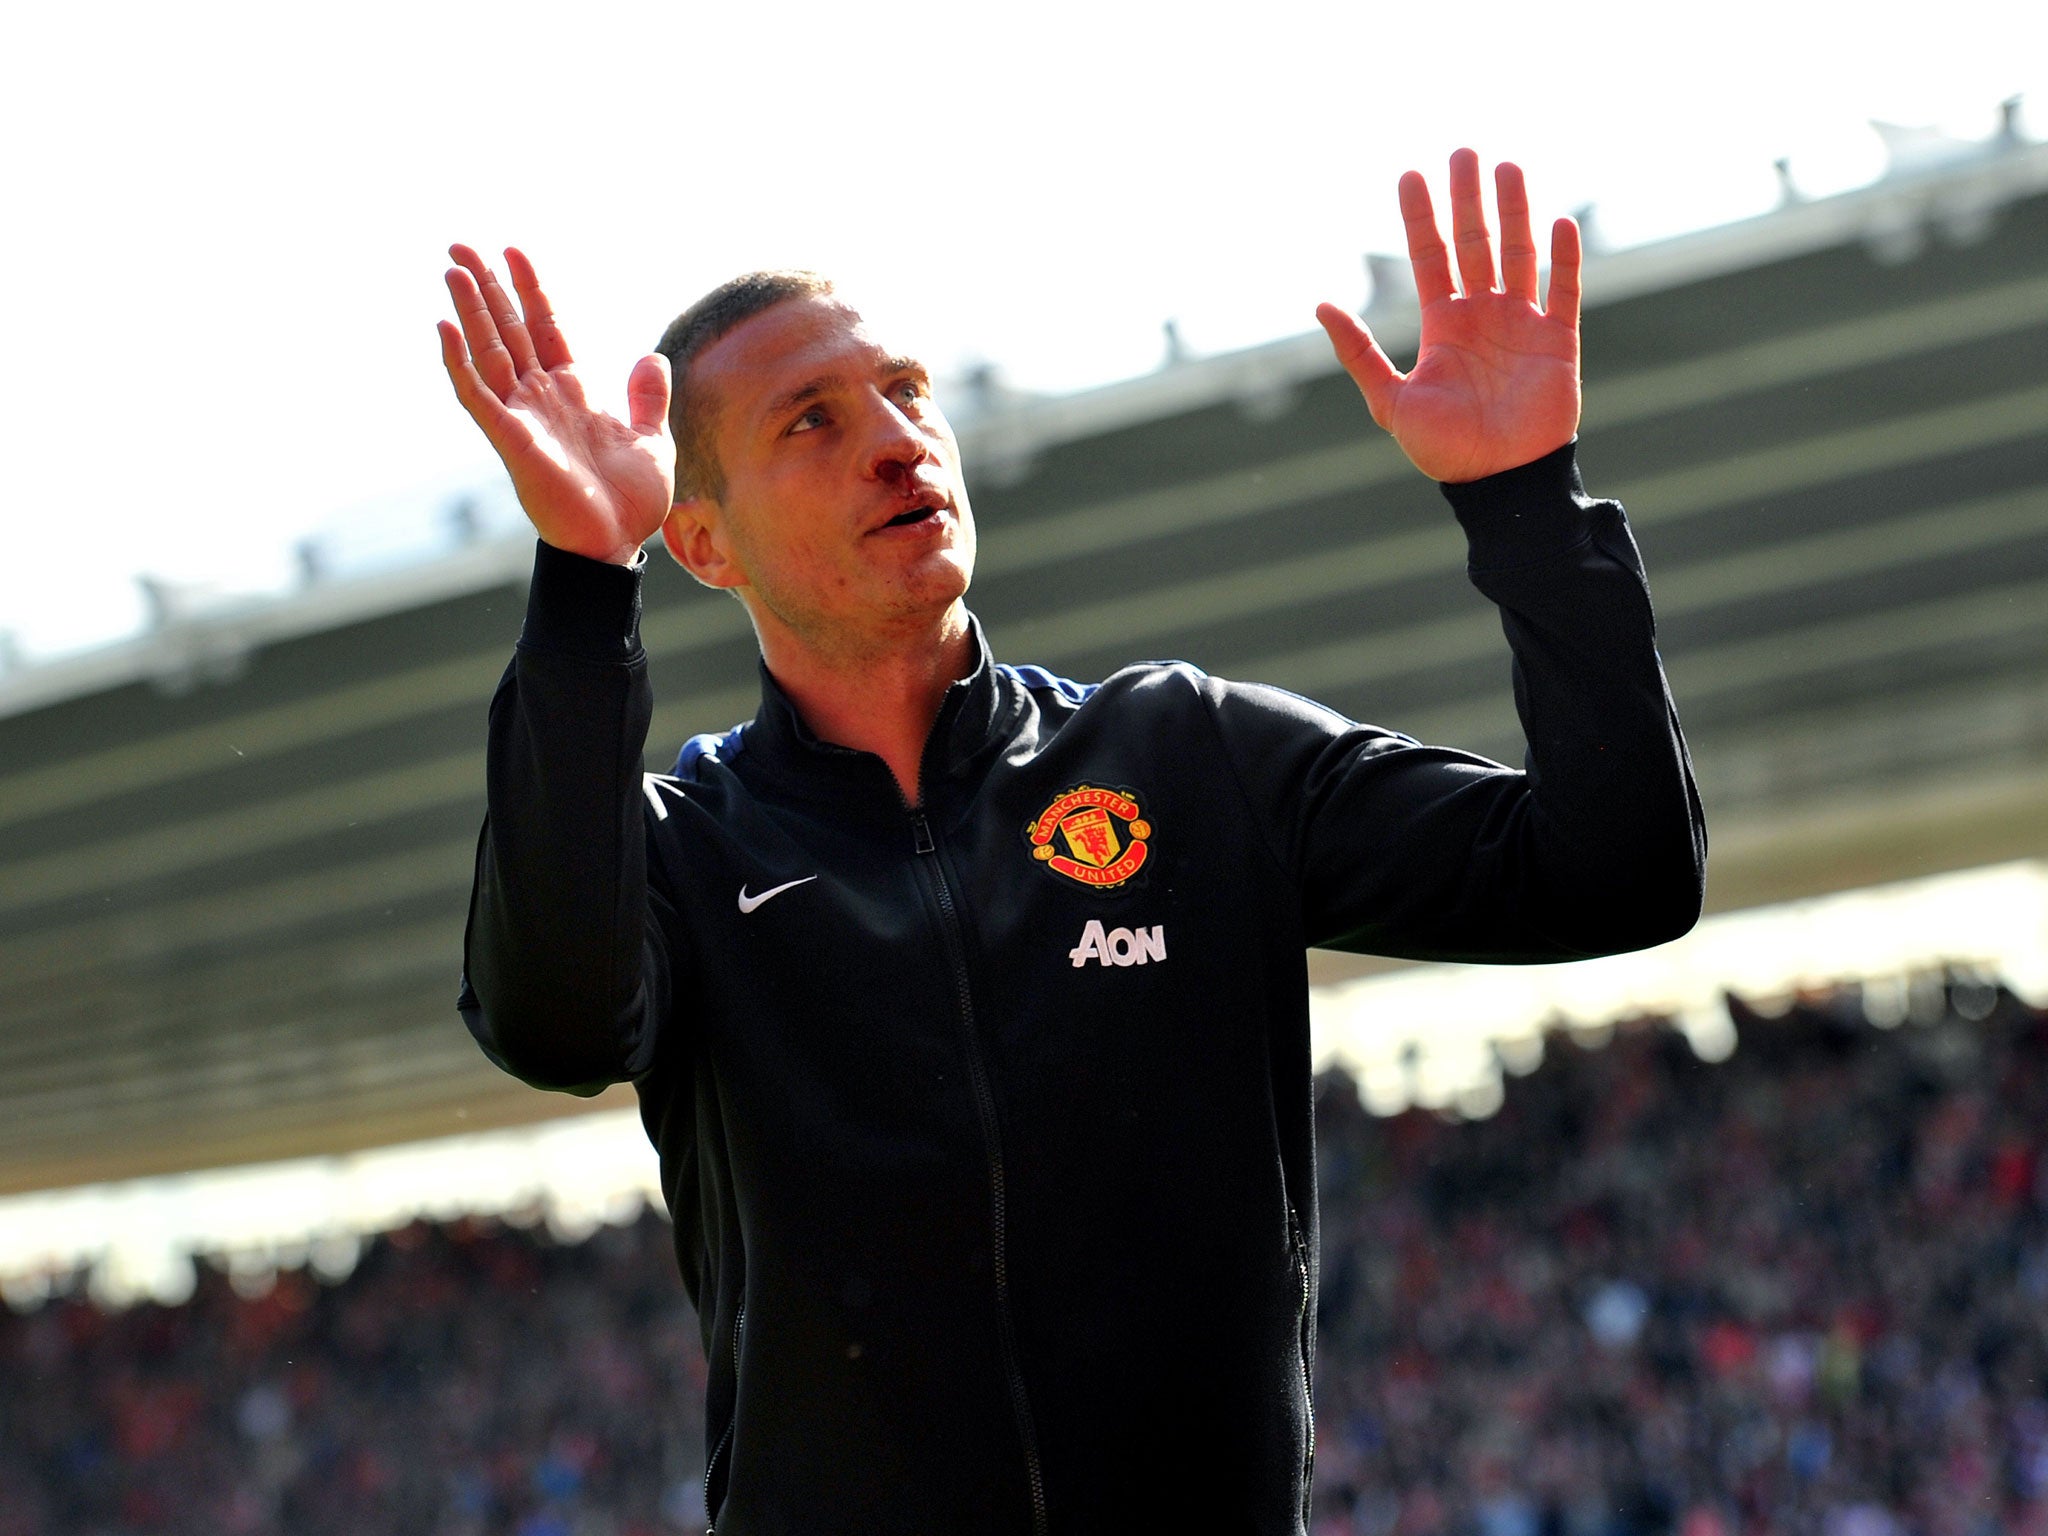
left=737, top=875, right=819, bottom=914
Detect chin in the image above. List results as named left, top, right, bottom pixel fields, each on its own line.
left=887, top=561, right=972, bottom=622
left=917, top=538, right=975, bottom=591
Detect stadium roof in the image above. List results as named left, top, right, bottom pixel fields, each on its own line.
left=4, top=132, right=2047, bottom=1196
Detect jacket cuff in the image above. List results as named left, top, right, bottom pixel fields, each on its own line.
left=1440, top=439, right=1597, bottom=571
left=518, top=539, right=646, bottom=662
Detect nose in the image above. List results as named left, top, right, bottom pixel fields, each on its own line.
left=863, top=391, right=930, bottom=485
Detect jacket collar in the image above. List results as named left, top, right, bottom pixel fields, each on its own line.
left=747, top=613, right=1018, bottom=804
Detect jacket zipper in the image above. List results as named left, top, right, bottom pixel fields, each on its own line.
left=1287, top=1206, right=1315, bottom=1513
left=703, top=1302, right=744, bottom=1533
left=912, top=809, right=1051, bottom=1536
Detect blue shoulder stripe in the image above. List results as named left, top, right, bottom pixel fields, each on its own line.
left=999, top=663, right=1097, bottom=703
left=673, top=722, right=749, bottom=779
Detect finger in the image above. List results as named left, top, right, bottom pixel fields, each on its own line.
left=1545, top=215, right=1583, bottom=332
left=437, top=319, right=527, bottom=456
left=1398, top=171, right=1455, bottom=307
left=445, top=264, right=518, bottom=399
left=627, top=353, right=672, bottom=439
left=505, top=247, right=574, bottom=372
left=437, top=317, right=486, bottom=413
left=1495, top=162, right=1538, bottom=303
left=1448, top=147, right=1497, bottom=298
left=450, top=242, right=541, bottom=377
left=1316, top=302, right=1402, bottom=428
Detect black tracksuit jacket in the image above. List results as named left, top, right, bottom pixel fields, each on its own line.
left=458, top=442, right=1707, bottom=1535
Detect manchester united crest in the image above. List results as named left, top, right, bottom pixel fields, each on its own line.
left=1025, top=784, right=1153, bottom=890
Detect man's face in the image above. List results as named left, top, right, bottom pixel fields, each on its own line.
left=664, top=294, right=975, bottom=646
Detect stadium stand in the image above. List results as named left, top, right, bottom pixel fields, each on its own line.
left=4, top=976, right=2041, bottom=1536
left=0, top=125, right=2044, bottom=1193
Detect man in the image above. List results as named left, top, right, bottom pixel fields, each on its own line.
left=440, top=151, right=1705, bottom=1535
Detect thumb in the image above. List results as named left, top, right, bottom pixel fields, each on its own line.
left=627, top=353, right=672, bottom=439
left=1316, top=303, right=1401, bottom=428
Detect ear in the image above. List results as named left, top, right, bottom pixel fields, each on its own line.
left=661, top=496, right=747, bottom=591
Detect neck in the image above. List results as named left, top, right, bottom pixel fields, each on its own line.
left=754, top=602, right=976, bottom=806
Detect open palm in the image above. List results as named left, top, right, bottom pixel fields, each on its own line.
left=438, top=246, right=675, bottom=566
left=1318, top=151, right=1582, bottom=484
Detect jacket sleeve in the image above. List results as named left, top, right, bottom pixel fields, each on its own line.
left=456, top=540, right=679, bottom=1093
left=1195, top=440, right=1707, bottom=963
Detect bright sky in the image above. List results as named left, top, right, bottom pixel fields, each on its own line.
left=3, top=0, right=2041, bottom=659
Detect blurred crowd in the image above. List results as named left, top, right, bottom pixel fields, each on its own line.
left=2, top=974, right=2043, bottom=1536
left=0, top=1213, right=709, bottom=1536
left=1309, top=978, right=2048, bottom=1536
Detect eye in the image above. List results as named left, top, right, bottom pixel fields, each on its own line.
left=786, top=407, right=827, bottom=436
left=893, top=379, right=926, bottom=407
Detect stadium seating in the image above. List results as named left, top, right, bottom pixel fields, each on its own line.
left=4, top=975, right=2043, bottom=1536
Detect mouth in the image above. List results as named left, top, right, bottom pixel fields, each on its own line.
left=872, top=499, right=947, bottom=533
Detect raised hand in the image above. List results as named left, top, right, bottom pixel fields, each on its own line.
left=438, top=246, right=675, bottom=566
left=1317, top=150, right=1581, bottom=484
